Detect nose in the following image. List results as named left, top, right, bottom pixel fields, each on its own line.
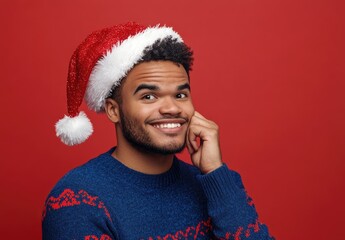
left=159, top=97, right=182, bottom=116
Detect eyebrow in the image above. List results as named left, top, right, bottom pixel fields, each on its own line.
left=133, top=83, right=191, bottom=95
left=177, top=83, right=191, bottom=91
left=133, top=84, right=159, bottom=95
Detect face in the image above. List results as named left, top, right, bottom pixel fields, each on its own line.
left=116, top=61, right=194, bottom=155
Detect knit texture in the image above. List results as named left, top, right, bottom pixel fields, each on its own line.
left=42, top=148, right=274, bottom=240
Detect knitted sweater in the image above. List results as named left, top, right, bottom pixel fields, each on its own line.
left=42, top=148, right=274, bottom=240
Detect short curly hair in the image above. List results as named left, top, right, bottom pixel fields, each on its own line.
left=108, top=36, right=193, bottom=103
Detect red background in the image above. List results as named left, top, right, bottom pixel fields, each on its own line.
left=1, top=0, right=344, bottom=239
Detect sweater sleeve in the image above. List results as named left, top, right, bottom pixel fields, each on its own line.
left=196, top=164, right=275, bottom=240
left=42, top=188, right=116, bottom=240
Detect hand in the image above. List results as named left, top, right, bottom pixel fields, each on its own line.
left=186, top=111, right=223, bottom=174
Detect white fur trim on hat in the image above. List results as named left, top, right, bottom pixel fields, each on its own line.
left=85, top=26, right=183, bottom=112
left=55, top=111, right=93, bottom=146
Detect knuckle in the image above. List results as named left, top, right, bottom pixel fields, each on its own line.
left=209, top=129, right=218, bottom=137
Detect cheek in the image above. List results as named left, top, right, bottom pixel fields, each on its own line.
left=124, top=101, right=157, bottom=121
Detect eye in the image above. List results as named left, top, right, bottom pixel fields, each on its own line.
left=142, top=94, right=156, bottom=100
left=176, top=93, right=188, bottom=99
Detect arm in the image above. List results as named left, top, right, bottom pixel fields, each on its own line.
left=42, top=188, right=116, bottom=240
left=187, top=111, right=274, bottom=239
left=196, top=165, right=274, bottom=239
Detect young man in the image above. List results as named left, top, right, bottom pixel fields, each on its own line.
left=43, top=22, right=274, bottom=240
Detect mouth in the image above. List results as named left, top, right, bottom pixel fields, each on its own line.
left=152, top=123, right=182, bottom=129
left=148, top=118, right=187, bottom=133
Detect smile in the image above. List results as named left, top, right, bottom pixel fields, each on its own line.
left=152, top=123, right=182, bottom=129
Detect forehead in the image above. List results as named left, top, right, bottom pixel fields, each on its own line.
left=123, top=61, right=189, bottom=88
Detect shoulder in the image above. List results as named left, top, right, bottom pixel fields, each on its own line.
left=51, top=149, right=113, bottom=191
left=42, top=150, right=115, bottom=228
left=43, top=149, right=114, bottom=210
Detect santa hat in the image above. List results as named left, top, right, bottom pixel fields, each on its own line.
left=55, top=22, right=183, bottom=146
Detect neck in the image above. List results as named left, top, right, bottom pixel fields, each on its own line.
left=113, top=133, right=174, bottom=175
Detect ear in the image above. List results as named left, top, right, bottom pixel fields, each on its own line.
left=104, top=98, right=120, bottom=123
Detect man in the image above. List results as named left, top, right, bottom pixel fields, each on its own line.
left=43, top=22, right=274, bottom=240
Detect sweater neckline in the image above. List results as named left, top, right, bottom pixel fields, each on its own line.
left=102, top=147, right=181, bottom=189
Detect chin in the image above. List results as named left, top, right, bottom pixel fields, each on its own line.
left=153, top=146, right=185, bottom=155
left=142, top=141, right=186, bottom=155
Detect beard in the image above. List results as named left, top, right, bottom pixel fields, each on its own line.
left=119, top=109, right=186, bottom=155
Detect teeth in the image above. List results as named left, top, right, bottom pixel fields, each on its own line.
left=153, top=123, right=181, bottom=129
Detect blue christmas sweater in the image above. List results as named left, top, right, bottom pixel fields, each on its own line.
left=42, top=147, right=274, bottom=240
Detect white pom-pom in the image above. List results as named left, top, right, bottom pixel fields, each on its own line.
left=55, top=111, right=93, bottom=146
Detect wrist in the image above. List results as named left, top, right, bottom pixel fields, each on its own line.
left=202, top=162, right=223, bottom=174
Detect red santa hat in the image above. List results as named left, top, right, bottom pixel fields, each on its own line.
left=55, top=22, right=183, bottom=146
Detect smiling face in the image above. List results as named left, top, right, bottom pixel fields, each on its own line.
left=112, top=60, right=195, bottom=155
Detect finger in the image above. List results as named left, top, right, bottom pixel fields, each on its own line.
left=185, top=128, right=195, bottom=154
left=194, top=111, right=207, bottom=120
left=193, top=111, right=217, bottom=128
left=189, top=121, right=219, bottom=144
left=188, top=125, right=200, bottom=151
left=186, top=141, right=194, bottom=154
left=190, top=115, right=217, bottom=130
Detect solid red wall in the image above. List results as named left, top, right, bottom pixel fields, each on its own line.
left=1, top=0, right=344, bottom=239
